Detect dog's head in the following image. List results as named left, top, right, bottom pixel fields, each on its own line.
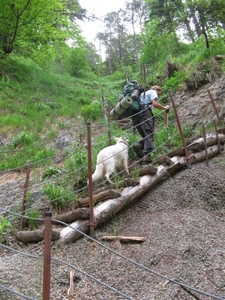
left=114, top=135, right=129, bottom=145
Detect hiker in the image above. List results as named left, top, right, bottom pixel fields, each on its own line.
left=132, top=85, right=170, bottom=165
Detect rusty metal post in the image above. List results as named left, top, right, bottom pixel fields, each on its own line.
left=213, top=120, right=222, bottom=155
left=42, top=212, right=52, bottom=300
left=169, top=92, right=191, bottom=167
left=208, top=90, right=220, bottom=122
left=87, top=123, right=95, bottom=238
left=101, top=89, right=107, bottom=122
left=165, top=110, right=169, bottom=150
left=202, top=125, right=209, bottom=167
left=20, top=164, right=31, bottom=230
left=107, top=104, right=112, bottom=146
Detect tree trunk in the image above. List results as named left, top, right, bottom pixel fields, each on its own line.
left=16, top=229, right=59, bottom=243
left=52, top=208, right=90, bottom=224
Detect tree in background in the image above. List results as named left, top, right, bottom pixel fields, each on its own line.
left=94, top=0, right=149, bottom=75
left=0, top=0, right=84, bottom=58
left=145, top=0, right=225, bottom=48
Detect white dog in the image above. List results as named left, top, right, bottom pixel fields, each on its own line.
left=89, top=135, right=129, bottom=185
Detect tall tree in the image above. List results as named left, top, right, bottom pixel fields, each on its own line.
left=124, top=0, right=148, bottom=66
left=0, top=0, right=84, bottom=57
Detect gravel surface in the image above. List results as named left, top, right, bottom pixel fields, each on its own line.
left=1, top=152, right=225, bottom=300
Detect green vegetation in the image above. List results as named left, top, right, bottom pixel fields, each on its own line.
left=43, top=183, right=76, bottom=211
left=0, top=216, right=12, bottom=242
left=25, top=210, right=41, bottom=230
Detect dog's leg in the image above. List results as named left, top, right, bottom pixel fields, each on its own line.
left=123, top=159, right=129, bottom=174
left=104, top=172, right=114, bottom=185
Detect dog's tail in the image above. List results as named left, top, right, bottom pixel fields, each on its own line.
left=87, top=162, right=104, bottom=185
left=92, top=162, right=104, bottom=182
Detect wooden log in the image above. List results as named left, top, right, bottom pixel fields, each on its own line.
left=187, top=133, right=225, bottom=150
left=16, top=229, right=59, bottom=243
left=138, top=164, right=158, bottom=176
left=52, top=208, right=90, bottom=224
left=91, top=178, right=139, bottom=194
left=189, top=144, right=223, bottom=164
left=167, top=133, right=225, bottom=157
left=101, top=236, right=146, bottom=242
left=167, top=147, right=185, bottom=157
left=76, top=190, right=121, bottom=208
left=153, top=156, right=172, bottom=166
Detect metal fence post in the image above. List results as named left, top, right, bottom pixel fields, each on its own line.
left=20, top=164, right=31, bottom=230
left=42, top=212, right=52, bottom=300
left=208, top=90, right=220, bottom=122
left=169, top=91, right=191, bottom=167
left=87, top=123, right=95, bottom=238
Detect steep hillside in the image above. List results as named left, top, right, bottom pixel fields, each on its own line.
left=0, top=74, right=225, bottom=299
left=175, top=74, right=225, bottom=127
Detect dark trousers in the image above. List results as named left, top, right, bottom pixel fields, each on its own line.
left=132, top=108, right=154, bottom=155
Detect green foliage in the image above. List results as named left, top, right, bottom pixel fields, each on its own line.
left=64, top=146, right=88, bottom=183
left=80, top=101, right=103, bottom=122
left=11, top=131, right=35, bottom=149
left=0, top=216, right=12, bottom=243
left=25, top=210, right=41, bottom=230
left=162, top=70, right=186, bottom=95
left=155, top=122, right=181, bottom=153
left=68, top=47, right=90, bottom=77
left=182, top=125, right=194, bottom=139
left=42, top=167, right=62, bottom=180
left=0, top=0, right=82, bottom=60
left=0, top=145, right=55, bottom=172
left=43, top=183, right=75, bottom=210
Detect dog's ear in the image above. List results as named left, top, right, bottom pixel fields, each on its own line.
left=121, top=135, right=129, bottom=143
left=114, top=137, right=119, bottom=143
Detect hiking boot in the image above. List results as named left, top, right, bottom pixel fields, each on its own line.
left=132, top=143, right=143, bottom=158
left=141, top=155, right=153, bottom=165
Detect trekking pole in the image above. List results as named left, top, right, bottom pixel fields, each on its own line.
left=165, top=109, right=169, bottom=150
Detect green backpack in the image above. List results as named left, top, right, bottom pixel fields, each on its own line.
left=118, top=80, right=144, bottom=118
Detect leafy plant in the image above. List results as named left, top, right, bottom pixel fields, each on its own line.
left=42, top=166, right=62, bottom=179
left=11, top=131, right=35, bottom=149
left=0, top=216, right=12, bottom=243
left=26, top=210, right=41, bottom=230
left=80, top=101, right=103, bottom=122
left=43, top=183, right=74, bottom=210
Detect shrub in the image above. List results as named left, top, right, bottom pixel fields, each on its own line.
left=43, top=183, right=74, bottom=210
left=26, top=210, right=41, bottom=230
left=0, top=216, right=12, bottom=243
left=80, top=101, right=103, bottom=122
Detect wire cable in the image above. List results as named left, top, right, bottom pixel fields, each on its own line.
left=52, top=219, right=225, bottom=300
left=1, top=209, right=224, bottom=300
left=0, top=284, right=37, bottom=300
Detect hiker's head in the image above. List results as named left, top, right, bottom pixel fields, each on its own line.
left=151, top=85, right=162, bottom=96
